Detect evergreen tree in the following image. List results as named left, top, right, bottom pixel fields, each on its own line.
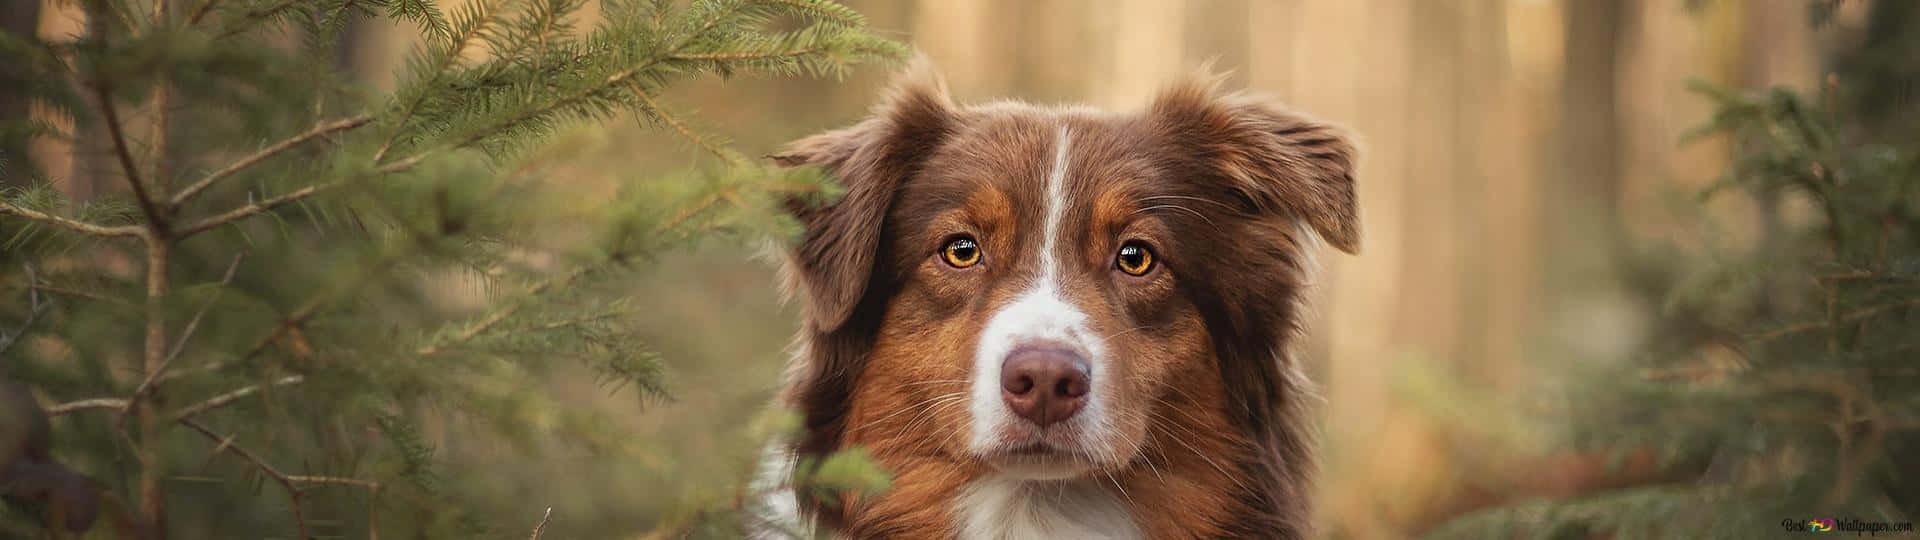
left=0, top=0, right=900, bottom=537
left=1429, top=2, right=1919, bottom=538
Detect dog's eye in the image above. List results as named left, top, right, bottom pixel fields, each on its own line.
left=1115, top=242, right=1155, bottom=276
left=942, top=237, right=982, bottom=268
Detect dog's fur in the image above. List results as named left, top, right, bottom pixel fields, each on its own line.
left=753, top=58, right=1360, bottom=540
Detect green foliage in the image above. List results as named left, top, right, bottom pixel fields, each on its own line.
left=799, top=448, right=892, bottom=501
left=0, top=0, right=900, bottom=537
left=1428, top=4, right=1920, bottom=539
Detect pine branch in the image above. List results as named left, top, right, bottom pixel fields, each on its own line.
left=762, top=0, right=864, bottom=26
left=170, top=116, right=374, bottom=208
left=47, top=398, right=131, bottom=416
left=1749, top=298, right=1920, bottom=342
left=0, top=264, right=48, bottom=359
left=120, top=253, right=246, bottom=428
left=442, top=61, right=660, bottom=152
left=185, top=0, right=221, bottom=26
left=64, top=417, right=384, bottom=524
left=92, top=85, right=167, bottom=230
left=178, top=417, right=309, bottom=539
left=220, top=245, right=408, bottom=383
left=173, top=155, right=429, bottom=238
left=174, top=182, right=330, bottom=237
left=1819, top=271, right=1920, bottom=282
left=286, top=475, right=381, bottom=488
left=435, top=0, right=763, bottom=155
left=217, top=245, right=413, bottom=378
left=5, top=283, right=137, bottom=306
left=371, top=151, right=434, bottom=176
left=415, top=266, right=592, bottom=357
left=683, top=0, right=751, bottom=43
left=396, top=0, right=889, bottom=171
left=170, top=375, right=306, bottom=420
left=521, top=310, right=639, bottom=333
left=231, top=309, right=319, bottom=374
left=212, top=0, right=305, bottom=40
left=670, top=48, right=823, bottom=62
left=179, top=421, right=383, bottom=540
left=631, top=88, right=734, bottom=162
left=0, top=200, right=145, bottom=237
left=662, top=184, right=741, bottom=232
left=373, top=0, right=500, bottom=163
left=286, top=474, right=384, bottom=540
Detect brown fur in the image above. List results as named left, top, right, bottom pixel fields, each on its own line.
left=768, top=56, right=1360, bottom=539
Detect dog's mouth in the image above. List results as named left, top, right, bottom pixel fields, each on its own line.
left=1008, top=442, right=1059, bottom=456
left=980, top=441, right=1102, bottom=480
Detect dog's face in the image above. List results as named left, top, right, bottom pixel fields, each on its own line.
left=775, top=61, right=1358, bottom=490
left=872, top=110, right=1226, bottom=480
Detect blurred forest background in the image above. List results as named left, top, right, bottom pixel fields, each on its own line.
left=3, top=0, right=1911, bottom=538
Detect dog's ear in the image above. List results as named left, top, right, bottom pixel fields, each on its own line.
left=1146, top=73, right=1361, bottom=254
left=771, top=57, right=957, bottom=332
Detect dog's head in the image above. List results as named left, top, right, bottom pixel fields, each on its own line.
left=773, top=59, right=1358, bottom=488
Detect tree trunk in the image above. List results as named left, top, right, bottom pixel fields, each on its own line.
left=0, top=0, right=43, bottom=186
left=1557, top=0, right=1627, bottom=219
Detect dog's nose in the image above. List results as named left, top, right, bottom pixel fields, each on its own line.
left=1000, top=346, right=1090, bottom=427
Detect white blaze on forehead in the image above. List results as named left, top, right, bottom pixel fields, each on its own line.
left=967, top=125, right=1108, bottom=454
left=1039, top=124, right=1072, bottom=285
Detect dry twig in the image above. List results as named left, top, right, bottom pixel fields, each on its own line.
left=47, top=398, right=131, bottom=416
left=169, top=375, right=306, bottom=421
left=530, top=507, right=553, bottom=540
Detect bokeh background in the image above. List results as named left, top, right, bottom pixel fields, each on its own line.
left=11, top=0, right=1873, bottom=538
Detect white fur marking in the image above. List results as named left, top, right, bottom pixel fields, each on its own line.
left=968, top=286, right=1104, bottom=454
left=955, top=474, right=1143, bottom=540
left=747, top=444, right=814, bottom=539
left=968, top=126, right=1109, bottom=455
left=1040, top=125, right=1072, bottom=285
left=961, top=126, right=1139, bottom=538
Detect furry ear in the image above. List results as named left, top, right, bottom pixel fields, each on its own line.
left=770, top=56, right=956, bottom=332
left=1147, top=73, right=1362, bottom=254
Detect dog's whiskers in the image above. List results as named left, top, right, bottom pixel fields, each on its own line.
left=859, top=391, right=966, bottom=434
left=900, top=379, right=970, bottom=387
left=1091, top=325, right=1152, bottom=347
left=897, top=394, right=968, bottom=442
left=1149, top=422, right=1252, bottom=496
left=1104, top=469, right=1136, bottom=509
left=899, top=397, right=970, bottom=457
left=1103, top=406, right=1165, bottom=485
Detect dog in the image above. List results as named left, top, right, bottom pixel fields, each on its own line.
left=752, top=57, right=1361, bottom=540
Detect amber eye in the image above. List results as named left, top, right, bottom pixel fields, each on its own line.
left=942, top=237, right=982, bottom=268
left=1116, top=242, right=1155, bottom=276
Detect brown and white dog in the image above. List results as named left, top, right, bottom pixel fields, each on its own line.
left=752, top=58, right=1361, bottom=540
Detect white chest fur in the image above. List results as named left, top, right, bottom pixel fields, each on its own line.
left=954, top=474, right=1143, bottom=540
left=750, top=448, right=1144, bottom=540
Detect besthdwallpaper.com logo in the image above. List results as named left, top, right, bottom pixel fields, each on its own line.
left=1782, top=517, right=1916, bottom=535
